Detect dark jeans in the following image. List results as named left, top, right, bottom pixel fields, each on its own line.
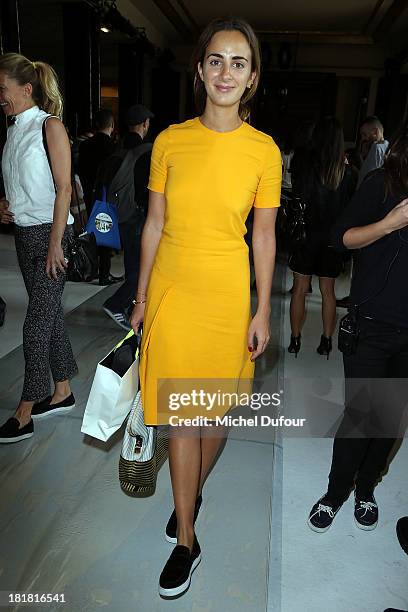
left=84, top=192, right=112, bottom=281
left=98, top=246, right=112, bottom=281
left=327, top=317, right=408, bottom=503
left=104, top=221, right=141, bottom=313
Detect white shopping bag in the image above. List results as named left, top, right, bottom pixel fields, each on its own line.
left=81, top=330, right=139, bottom=441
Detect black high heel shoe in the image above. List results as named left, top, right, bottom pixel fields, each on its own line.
left=317, top=335, right=332, bottom=359
left=288, top=335, right=301, bottom=358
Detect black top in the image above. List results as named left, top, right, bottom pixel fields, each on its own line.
left=77, top=132, right=116, bottom=209
left=292, top=155, right=355, bottom=247
left=331, top=170, right=408, bottom=327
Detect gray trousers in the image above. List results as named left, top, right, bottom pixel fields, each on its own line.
left=14, top=223, right=78, bottom=401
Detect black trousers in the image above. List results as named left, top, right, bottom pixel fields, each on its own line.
left=327, top=317, right=408, bottom=503
left=103, top=221, right=141, bottom=314
left=98, top=246, right=112, bottom=281
left=83, top=192, right=111, bottom=281
left=15, top=224, right=78, bottom=401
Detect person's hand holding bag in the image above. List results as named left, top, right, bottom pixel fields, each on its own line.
left=46, top=238, right=67, bottom=280
left=0, top=197, right=14, bottom=224
left=130, top=301, right=145, bottom=335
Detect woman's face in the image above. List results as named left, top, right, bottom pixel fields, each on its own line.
left=0, top=72, right=32, bottom=116
left=198, top=30, right=256, bottom=113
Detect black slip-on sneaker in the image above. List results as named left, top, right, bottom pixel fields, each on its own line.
left=354, top=493, right=378, bottom=530
left=159, top=534, right=201, bottom=598
left=396, top=516, right=408, bottom=555
left=31, top=393, right=75, bottom=420
left=165, top=495, right=203, bottom=544
left=308, top=494, right=341, bottom=532
left=0, top=417, right=34, bottom=443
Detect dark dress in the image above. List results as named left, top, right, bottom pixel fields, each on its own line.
left=289, top=160, right=354, bottom=277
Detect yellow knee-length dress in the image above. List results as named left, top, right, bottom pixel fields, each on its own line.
left=140, top=117, right=281, bottom=425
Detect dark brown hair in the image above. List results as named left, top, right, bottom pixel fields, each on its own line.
left=191, top=17, right=261, bottom=121
left=311, top=117, right=345, bottom=190
left=384, top=121, right=408, bottom=197
left=0, top=53, right=63, bottom=117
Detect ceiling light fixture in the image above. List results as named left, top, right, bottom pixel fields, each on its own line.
left=100, top=25, right=110, bottom=33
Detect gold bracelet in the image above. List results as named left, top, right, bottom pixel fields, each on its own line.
left=132, top=299, right=146, bottom=305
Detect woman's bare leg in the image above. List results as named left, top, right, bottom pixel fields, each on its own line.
left=290, top=273, right=312, bottom=336
left=169, top=427, right=201, bottom=551
left=198, top=424, right=227, bottom=494
left=169, top=423, right=228, bottom=550
left=51, top=379, right=71, bottom=403
left=319, top=276, right=337, bottom=337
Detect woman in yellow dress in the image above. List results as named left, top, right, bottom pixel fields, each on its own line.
left=130, top=17, right=281, bottom=597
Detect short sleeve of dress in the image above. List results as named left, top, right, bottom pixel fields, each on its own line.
left=148, top=129, right=170, bottom=194
left=254, top=140, right=282, bottom=208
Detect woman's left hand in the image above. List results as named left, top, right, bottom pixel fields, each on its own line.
left=248, top=312, right=271, bottom=361
left=46, top=242, right=67, bottom=280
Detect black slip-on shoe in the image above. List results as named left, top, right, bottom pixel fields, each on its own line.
left=31, top=393, right=75, bottom=420
left=165, top=495, right=202, bottom=544
left=308, top=494, right=341, bottom=532
left=159, top=534, right=201, bottom=598
left=0, top=417, right=34, bottom=443
left=396, top=516, right=408, bottom=555
left=354, top=493, right=378, bottom=530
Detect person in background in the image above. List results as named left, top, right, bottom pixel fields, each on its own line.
left=0, top=53, right=77, bottom=443
left=71, top=126, right=93, bottom=173
left=358, top=115, right=389, bottom=187
left=287, top=122, right=315, bottom=294
left=288, top=117, right=354, bottom=358
left=281, top=133, right=294, bottom=192
left=101, top=104, right=153, bottom=330
left=77, top=108, right=122, bottom=286
left=344, top=146, right=361, bottom=191
left=308, top=121, right=408, bottom=534
left=336, top=118, right=388, bottom=308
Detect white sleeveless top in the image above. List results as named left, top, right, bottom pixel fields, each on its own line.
left=2, top=105, right=74, bottom=227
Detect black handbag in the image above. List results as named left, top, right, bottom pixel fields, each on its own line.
left=67, top=230, right=98, bottom=282
left=0, top=296, right=6, bottom=327
left=287, top=196, right=307, bottom=245
left=67, top=176, right=98, bottom=282
left=42, top=119, right=98, bottom=283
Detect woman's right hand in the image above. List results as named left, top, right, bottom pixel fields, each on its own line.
left=130, top=302, right=145, bottom=335
left=383, top=198, right=408, bottom=234
left=0, top=198, right=14, bottom=224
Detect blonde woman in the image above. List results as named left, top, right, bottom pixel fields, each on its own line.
left=131, top=18, right=281, bottom=597
left=0, top=53, right=77, bottom=443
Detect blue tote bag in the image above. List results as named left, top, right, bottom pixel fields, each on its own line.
left=86, top=187, right=121, bottom=250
